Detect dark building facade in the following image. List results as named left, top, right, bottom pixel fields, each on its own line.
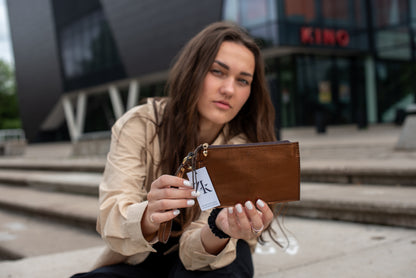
left=7, top=0, right=416, bottom=142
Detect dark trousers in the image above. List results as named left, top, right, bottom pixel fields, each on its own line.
left=71, top=240, right=253, bottom=278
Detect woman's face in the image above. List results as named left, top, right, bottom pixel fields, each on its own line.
left=197, top=41, right=255, bottom=132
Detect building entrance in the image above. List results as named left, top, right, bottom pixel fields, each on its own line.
left=271, top=54, right=366, bottom=128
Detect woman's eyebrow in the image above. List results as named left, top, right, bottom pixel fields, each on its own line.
left=214, top=60, right=253, bottom=77
left=214, top=60, right=229, bottom=70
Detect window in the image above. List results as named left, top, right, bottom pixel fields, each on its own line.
left=322, top=0, right=349, bottom=25
left=411, top=0, right=416, bottom=57
left=59, top=10, right=121, bottom=79
left=322, top=0, right=348, bottom=20
left=376, top=27, right=411, bottom=60
left=283, top=0, right=365, bottom=27
left=371, top=0, right=412, bottom=60
left=224, top=0, right=277, bottom=26
left=373, top=0, right=408, bottom=27
left=376, top=61, right=415, bottom=123
left=223, top=0, right=239, bottom=22
left=52, top=0, right=125, bottom=91
left=412, top=0, right=416, bottom=28
left=60, top=11, right=104, bottom=79
left=284, top=0, right=316, bottom=23
left=223, top=0, right=278, bottom=46
left=240, top=0, right=269, bottom=26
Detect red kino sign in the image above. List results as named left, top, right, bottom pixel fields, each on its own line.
left=300, top=27, right=350, bottom=47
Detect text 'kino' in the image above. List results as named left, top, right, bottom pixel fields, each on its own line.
left=300, top=27, right=350, bottom=47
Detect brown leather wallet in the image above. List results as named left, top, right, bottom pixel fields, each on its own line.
left=158, top=141, right=301, bottom=243
left=193, top=141, right=300, bottom=205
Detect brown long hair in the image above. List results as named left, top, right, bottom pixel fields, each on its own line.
left=157, top=21, right=278, bottom=238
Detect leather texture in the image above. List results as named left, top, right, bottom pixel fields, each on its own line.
left=196, top=141, right=300, bottom=206
left=158, top=141, right=300, bottom=243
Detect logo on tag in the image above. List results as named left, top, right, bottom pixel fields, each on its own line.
left=186, top=167, right=220, bottom=211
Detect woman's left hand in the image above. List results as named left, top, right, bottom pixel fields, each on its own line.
left=216, top=199, right=273, bottom=240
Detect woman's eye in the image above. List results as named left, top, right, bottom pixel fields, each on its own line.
left=211, top=69, right=223, bottom=76
left=238, top=79, right=249, bottom=86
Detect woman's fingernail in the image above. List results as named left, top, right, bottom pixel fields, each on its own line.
left=236, top=204, right=243, bottom=213
left=228, top=207, right=233, bottom=214
left=187, top=200, right=195, bottom=206
left=245, top=201, right=253, bottom=210
left=173, top=209, right=180, bottom=216
left=256, top=199, right=265, bottom=208
left=183, top=180, right=192, bottom=187
left=191, top=191, right=200, bottom=197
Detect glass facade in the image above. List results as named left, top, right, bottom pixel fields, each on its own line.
left=223, top=0, right=278, bottom=45
left=224, top=0, right=415, bottom=129
left=376, top=61, right=416, bottom=123
left=282, top=0, right=366, bottom=27
left=412, top=0, right=416, bottom=59
left=224, top=0, right=369, bottom=49
left=282, top=0, right=369, bottom=50
left=52, top=0, right=126, bottom=92
left=373, top=0, right=413, bottom=60
left=265, top=55, right=366, bottom=128
left=372, top=0, right=416, bottom=123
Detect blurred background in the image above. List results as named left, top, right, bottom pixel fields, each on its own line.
left=0, top=1, right=415, bottom=277
left=1, top=0, right=415, bottom=145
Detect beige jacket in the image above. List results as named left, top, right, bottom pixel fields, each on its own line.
left=93, top=98, right=257, bottom=271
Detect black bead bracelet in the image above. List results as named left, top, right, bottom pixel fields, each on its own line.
left=208, top=208, right=230, bottom=239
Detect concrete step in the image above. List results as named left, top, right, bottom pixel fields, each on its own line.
left=301, top=160, right=416, bottom=186
left=0, top=158, right=105, bottom=173
left=288, top=183, right=416, bottom=228
left=0, top=246, right=105, bottom=278
left=0, top=184, right=97, bottom=230
left=2, top=156, right=416, bottom=186
left=0, top=209, right=103, bottom=261
left=0, top=169, right=101, bottom=196
left=0, top=180, right=414, bottom=276
left=0, top=179, right=415, bottom=232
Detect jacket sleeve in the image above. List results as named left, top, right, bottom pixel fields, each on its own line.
left=179, top=210, right=258, bottom=271
left=96, top=111, right=157, bottom=256
left=179, top=210, right=240, bottom=271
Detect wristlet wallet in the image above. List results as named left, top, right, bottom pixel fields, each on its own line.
left=158, top=141, right=301, bottom=243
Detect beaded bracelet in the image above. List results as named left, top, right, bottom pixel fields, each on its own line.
left=208, top=208, right=230, bottom=239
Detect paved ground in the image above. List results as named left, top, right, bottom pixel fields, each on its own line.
left=1, top=217, right=414, bottom=278
left=253, top=217, right=416, bottom=278
left=0, top=123, right=415, bottom=278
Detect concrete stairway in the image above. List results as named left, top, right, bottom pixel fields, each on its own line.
left=0, top=160, right=104, bottom=262
left=0, top=157, right=415, bottom=263
left=0, top=125, right=414, bottom=277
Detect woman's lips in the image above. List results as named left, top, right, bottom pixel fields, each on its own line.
left=213, top=101, right=231, bottom=110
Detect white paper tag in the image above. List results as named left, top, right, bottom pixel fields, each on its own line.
left=186, top=167, right=220, bottom=211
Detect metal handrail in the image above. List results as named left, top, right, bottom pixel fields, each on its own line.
left=0, top=129, right=26, bottom=142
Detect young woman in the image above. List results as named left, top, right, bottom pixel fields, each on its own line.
left=72, top=21, right=277, bottom=278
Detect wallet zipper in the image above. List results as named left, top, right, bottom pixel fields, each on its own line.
left=192, top=141, right=296, bottom=167
left=206, top=140, right=292, bottom=149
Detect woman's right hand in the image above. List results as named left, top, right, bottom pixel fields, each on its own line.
left=141, top=175, right=199, bottom=240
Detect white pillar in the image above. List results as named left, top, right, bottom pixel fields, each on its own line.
left=109, top=85, right=124, bottom=119
left=62, top=93, right=87, bottom=142
left=127, top=80, right=139, bottom=110
left=62, top=95, right=79, bottom=142
left=365, top=56, right=378, bottom=123
left=76, top=92, right=86, bottom=137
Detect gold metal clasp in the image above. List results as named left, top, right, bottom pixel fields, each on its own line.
left=202, top=143, right=209, bottom=157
